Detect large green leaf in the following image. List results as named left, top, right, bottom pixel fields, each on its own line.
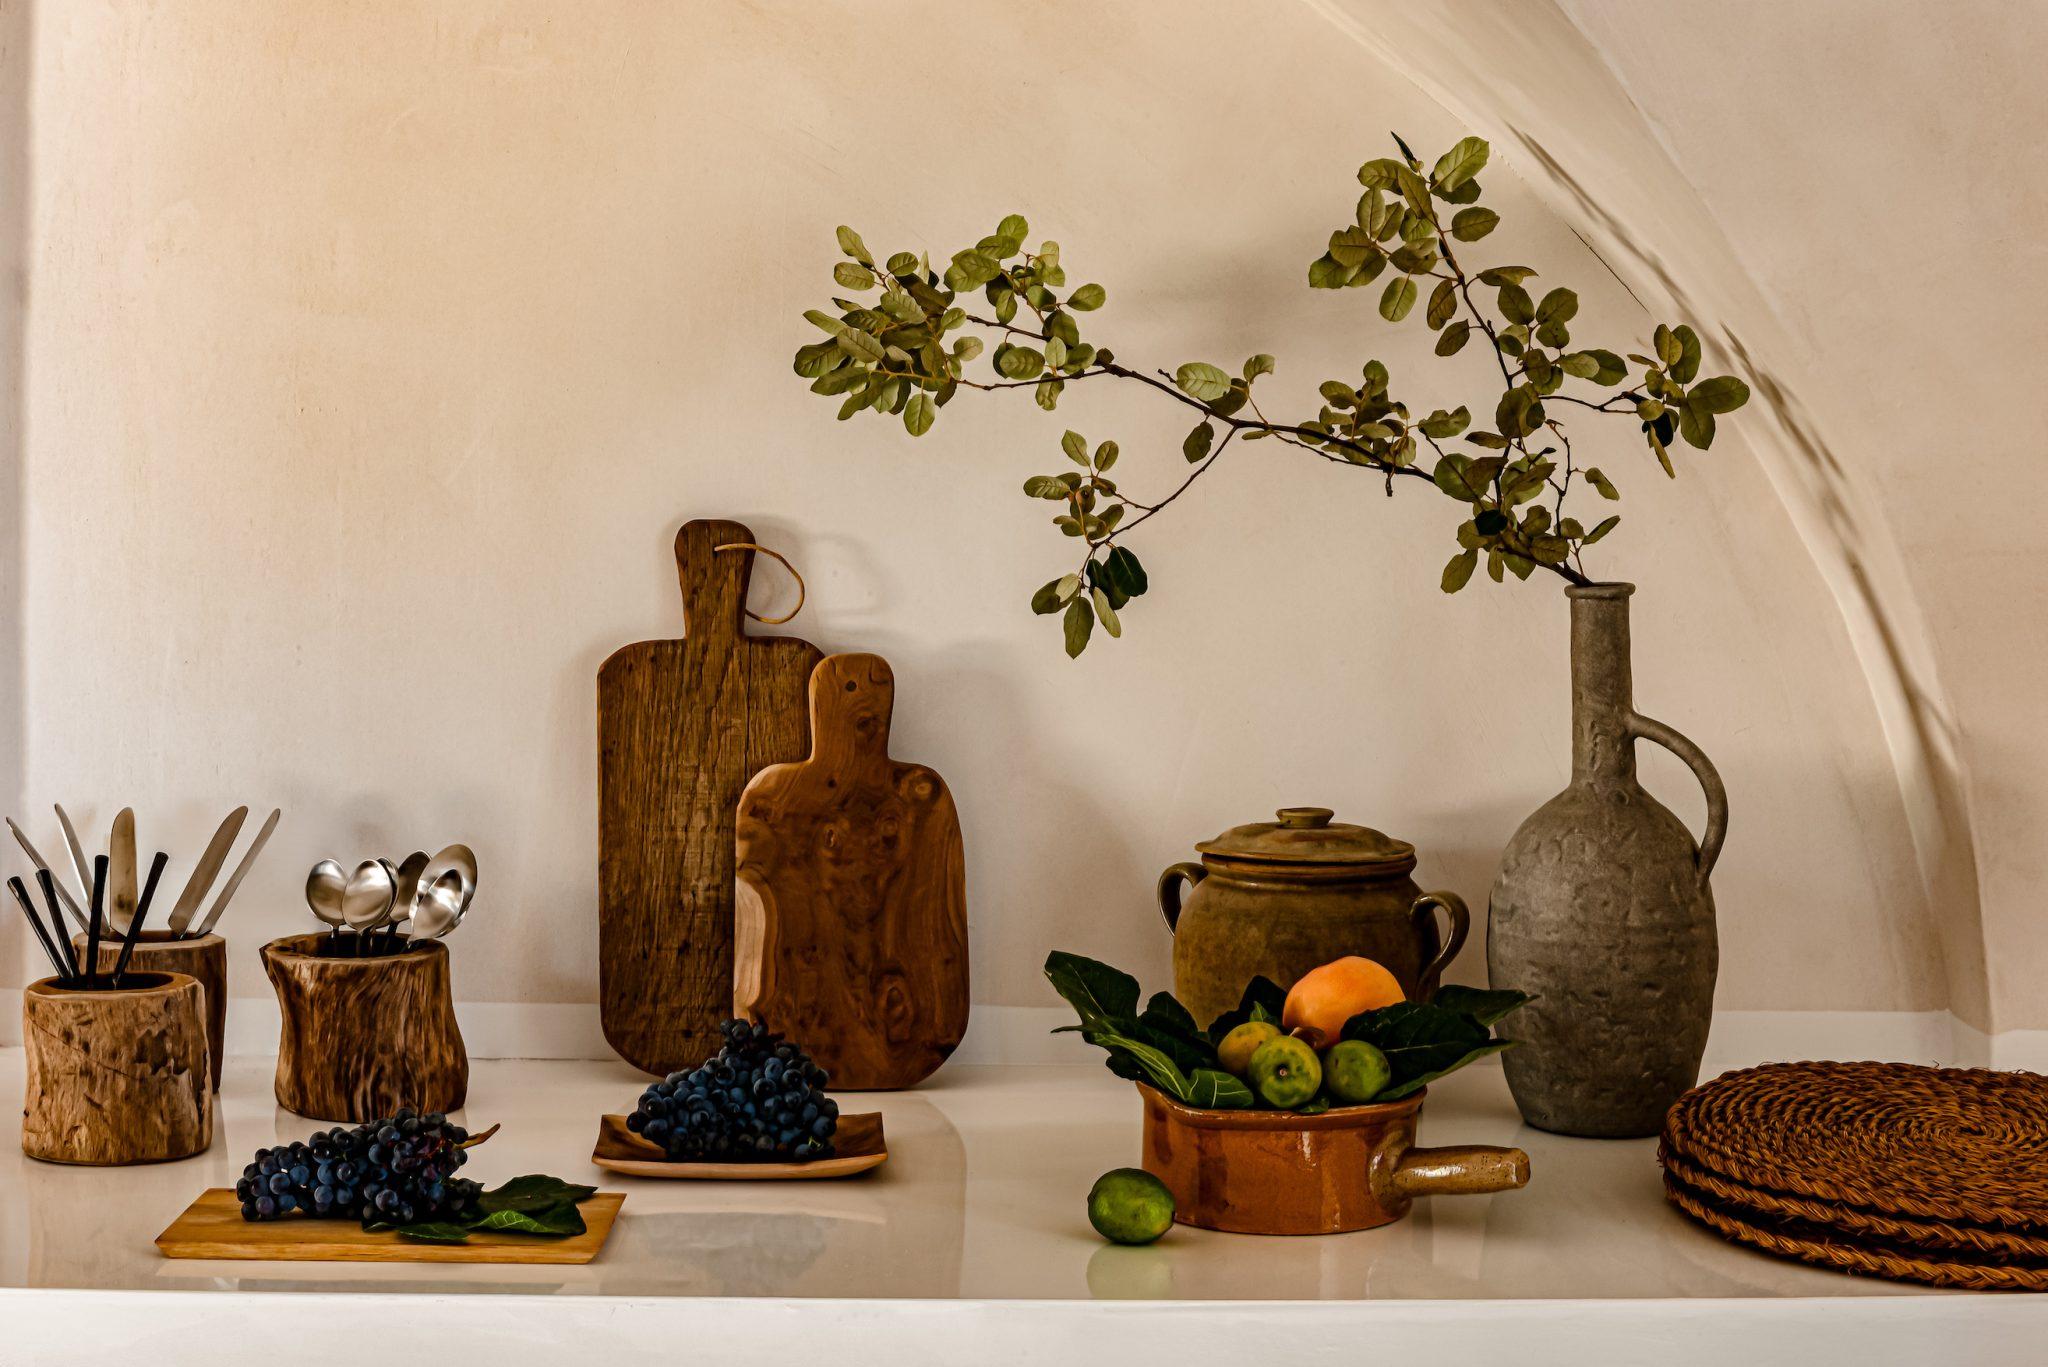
left=1341, top=999, right=1512, bottom=1097
left=1380, top=277, right=1418, bottom=322
left=1431, top=136, right=1489, bottom=193
left=1043, top=951, right=1141, bottom=1029
left=1173, top=362, right=1233, bottom=402
left=1430, top=985, right=1532, bottom=1027
left=479, top=1175, right=599, bottom=1216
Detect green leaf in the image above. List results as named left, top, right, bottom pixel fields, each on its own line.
left=1418, top=406, right=1470, bottom=440
left=1585, top=467, right=1619, bottom=500
left=1183, top=421, right=1215, bottom=463
left=1243, top=353, right=1276, bottom=382
left=996, top=212, right=1029, bottom=242
left=903, top=391, right=934, bottom=437
left=1173, top=361, right=1232, bottom=402
left=1477, top=266, right=1536, bottom=286
left=1029, top=579, right=1064, bottom=614
left=479, top=1175, right=599, bottom=1217
left=1043, top=951, right=1141, bottom=1029
left=1091, top=588, right=1121, bottom=638
left=1379, top=276, right=1418, bottom=322
left=1042, top=335, right=1068, bottom=371
left=1340, top=1000, right=1510, bottom=1099
left=1434, top=320, right=1471, bottom=356
left=832, top=262, right=876, bottom=291
left=995, top=345, right=1045, bottom=380
left=393, top=1221, right=474, bottom=1244
left=1450, top=207, right=1499, bottom=241
left=1678, top=400, right=1716, bottom=450
left=1426, top=279, right=1458, bottom=329
left=1535, top=288, right=1579, bottom=325
left=1498, top=282, right=1534, bottom=324
left=802, top=308, right=846, bottom=335
left=835, top=225, right=871, bottom=264
left=1105, top=545, right=1148, bottom=597
left=1061, top=430, right=1089, bottom=466
left=1670, top=324, right=1702, bottom=384
left=1357, top=157, right=1407, bottom=189
left=472, top=1203, right=586, bottom=1238
left=1689, top=375, right=1750, bottom=414
left=1441, top=548, right=1478, bottom=593
left=1430, top=135, right=1489, bottom=193
left=1201, top=975, right=1289, bottom=1045
left=1182, top=1069, right=1254, bottom=1108
left=1307, top=253, right=1353, bottom=289
left=1430, top=986, right=1532, bottom=1026
left=1583, top=513, right=1620, bottom=544
left=1654, top=323, right=1682, bottom=367
left=1094, top=440, right=1119, bottom=471
left=1069, top=283, right=1106, bottom=311
left=1022, top=476, right=1065, bottom=500
left=1063, top=597, right=1094, bottom=657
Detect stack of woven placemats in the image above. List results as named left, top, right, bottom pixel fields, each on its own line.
left=1660, top=1060, right=2048, bottom=1290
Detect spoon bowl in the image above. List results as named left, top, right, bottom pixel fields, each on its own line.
left=419, top=844, right=478, bottom=926
left=340, top=859, right=396, bottom=933
left=306, top=860, right=349, bottom=928
left=409, top=870, right=465, bottom=943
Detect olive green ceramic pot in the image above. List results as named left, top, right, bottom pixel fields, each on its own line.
left=1158, top=807, right=1470, bottom=1030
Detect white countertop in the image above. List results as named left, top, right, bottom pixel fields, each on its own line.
left=0, top=1049, right=2039, bottom=1364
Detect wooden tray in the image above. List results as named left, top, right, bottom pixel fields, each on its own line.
left=591, top=1111, right=887, bottom=1179
left=598, top=519, right=822, bottom=1076
left=155, top=1190, right=624, bottom=1264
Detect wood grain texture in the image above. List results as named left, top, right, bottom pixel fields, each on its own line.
left=22, top=973, right=213, bottom=1165
left=734, top=653, right=969, bottom=1090
left=156, top=1189, right=624, bottom=1264
left=78, top=930, right=227, bottom=1090
left=262, top=934, right=467, bottom=1122
left=598, top=519, right=821, bottom=1076
left=592, top=1111, right=887, bottom=1179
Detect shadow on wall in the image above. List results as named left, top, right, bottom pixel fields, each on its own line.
left=1509, top=130, right=1986, bottom=1023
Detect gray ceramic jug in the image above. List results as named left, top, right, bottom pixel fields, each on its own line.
left=1488, top=583, right=1727, bottom=1138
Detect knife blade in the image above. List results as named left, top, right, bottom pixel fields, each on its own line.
left=190, top=807, right=280, bottom=938
left=53, top=805, right=95, bottom=919
left=108, top=808, right=138, bottom=936
left=6, top=819, right=90, bottom=934
left=166, top=805, right=247, bottom=935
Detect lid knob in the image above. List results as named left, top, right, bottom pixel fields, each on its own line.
left=1275, top=807, right=1335, bottom=829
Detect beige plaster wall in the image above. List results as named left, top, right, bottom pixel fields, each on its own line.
left=8, top=1, right=1941, bottom=1024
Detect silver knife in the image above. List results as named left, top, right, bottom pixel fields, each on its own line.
left=109, top=808, right=138, bottom=936
left=190, top=807, right=279, bottom=937
left=53, top=805, right=95, bottom=916
left=6, top=819, right=90, bottom=934
left=166, top=805, right=247, bottom=935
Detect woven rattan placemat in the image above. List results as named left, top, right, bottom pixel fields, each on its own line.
left=1662, top=1061, right=2048, bottom=1232
left=1663, top=1168, right=2048, bottom=1291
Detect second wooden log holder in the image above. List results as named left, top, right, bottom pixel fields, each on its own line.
left=22, top=971, right=213, bottom=1165
left=77, top=929, right=227, bottom=1090
left=262, top=933, right=468, bottom=1122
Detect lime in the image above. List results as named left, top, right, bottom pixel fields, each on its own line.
left=1216, top=1020, right=1281, bottom=1078
left=1323, top=1038, right=1393, bottom=1104
left=1248, top=1033, right=1322, bottom=1109
left=1087, top=1167, right=1176, bottom=1245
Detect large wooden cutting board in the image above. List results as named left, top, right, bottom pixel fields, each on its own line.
left=598, top=519, right=822, bottom=1076
left=156, top=1190, right=624, bottom=1264
left=734, top=653, right=969, bottom=1089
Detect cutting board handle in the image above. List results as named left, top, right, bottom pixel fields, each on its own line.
left=809, top=653, right=896, bottom=763
left=674, top=518, right=759, bottom=644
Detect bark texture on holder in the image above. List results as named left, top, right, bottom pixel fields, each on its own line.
left=262, top=934, right=467, bottom=1122
left=22, top=972, right=213, bottom=1165
left=79, top=931, right=227, bottom=1089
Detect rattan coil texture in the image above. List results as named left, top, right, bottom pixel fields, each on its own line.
left=1662, top=1061, right=2048, bottom=1232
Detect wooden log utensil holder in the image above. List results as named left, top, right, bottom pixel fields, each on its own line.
left=22, top=971, right=213, bottom=1165
left=262, top=933, right=467, bottom=1121
left=77, top=929, right=227, bottom=1090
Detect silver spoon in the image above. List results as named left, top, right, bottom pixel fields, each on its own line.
left=306, top=859, right=349, bottom=931
left=419, top=844, right=478, bottom=926
left=409, top=869, right=465, bottom=944
left=390, top=852, right=428, bottom=928
left=340, top=859, right=396, bottom=936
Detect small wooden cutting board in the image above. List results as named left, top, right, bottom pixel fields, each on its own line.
left=155, top=1190, right=624, bottom=1264
left=591, top=1111, right=888, bottom=1180
left=734, top=653, right=969, bottom=1090
left=598, top=520, right=821, bottom=1076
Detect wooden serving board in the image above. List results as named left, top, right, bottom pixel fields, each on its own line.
left=734, top=653, right=968, bottom=1089
left=592, top=1111, right=887, bottom=1179
left=598, top=519, right=822, bottom=1076
left=155, top=1190, right=624, bottom=1264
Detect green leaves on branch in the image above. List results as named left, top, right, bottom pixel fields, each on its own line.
left=796, top=133, right=1756, bottom=652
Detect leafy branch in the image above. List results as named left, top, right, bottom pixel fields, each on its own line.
left=794, top=134, right=1750, bottom=655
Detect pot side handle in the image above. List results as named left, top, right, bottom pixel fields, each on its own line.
left=1410, top=891, right=1470, bottom=994
left=1627, top=712, right=1728, bottom=887
left=1157, top=863, right=1207, bottom=933
left=1393, top=1143, right=1530, bottom=1199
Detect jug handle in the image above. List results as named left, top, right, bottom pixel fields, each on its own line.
left=1628, top=712, right=1727, bottom=888
left=1393, top=1143, right=1530, bottom=1199
left=1157, top=862, right=1207, bottom=933
left=1410, top=891, right=1471, bottom=995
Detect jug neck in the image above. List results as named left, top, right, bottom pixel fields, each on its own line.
left=1568, top=583, right=1636, bottom=783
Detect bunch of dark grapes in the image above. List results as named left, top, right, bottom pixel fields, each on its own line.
left=237, top=1108, right=483, bottom=1225
left=629, top=1019, right=838, bottom=1160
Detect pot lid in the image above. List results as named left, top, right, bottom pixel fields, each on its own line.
left=1195, top=807, right=1415, bottom=867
